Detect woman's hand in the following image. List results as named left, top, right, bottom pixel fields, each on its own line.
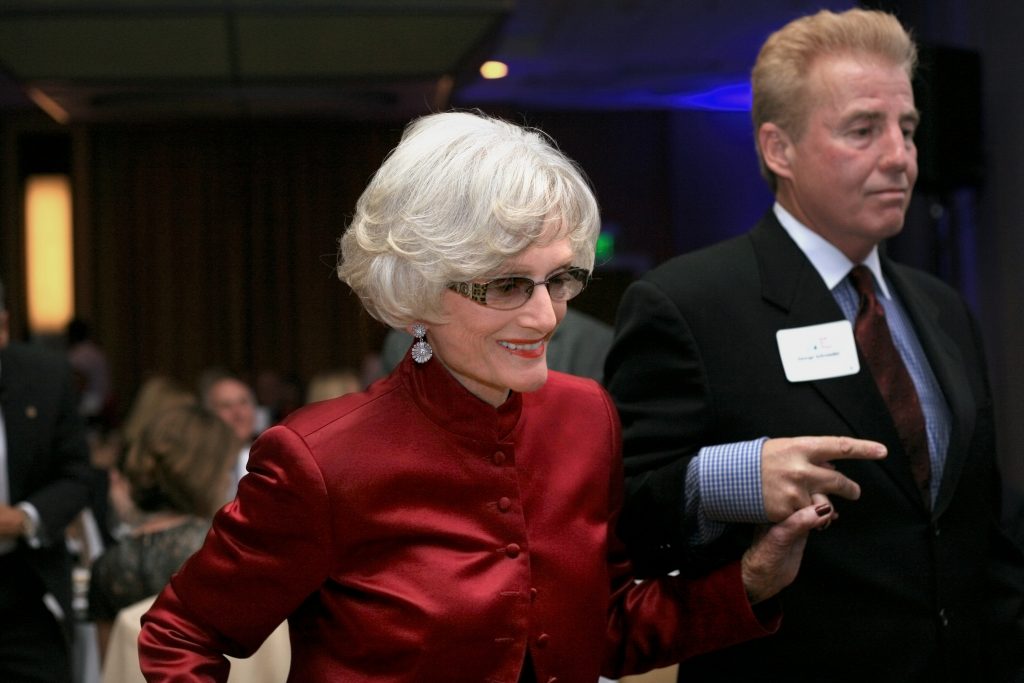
left=741, top=495, right=835, bottom=604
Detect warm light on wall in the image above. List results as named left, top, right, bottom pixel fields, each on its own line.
left=479, top=60, right=509, bottom=79
left=25, top=174, right=74, bottom=334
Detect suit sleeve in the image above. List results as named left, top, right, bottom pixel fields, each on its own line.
left=22, top=355, right=92, bottom=543
left=598, top=387, right=778, bottom=677
left=139, top=426, right=334, bottom=682
left=605, top=278, right=735, bottom=573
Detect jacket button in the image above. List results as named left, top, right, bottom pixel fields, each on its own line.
left=529, top=587, right=538, bottom=602
left=536, top=633, right=550, bottom=648
left=493, top=451, right=506, bottom=465
left=938, top=608, right=949, bottom=627
left=497, top=497, right=512, bottom=512
left=505, top=543, right=521, bottom=558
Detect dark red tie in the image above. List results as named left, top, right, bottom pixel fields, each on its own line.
left=848, top=265, right=931, bottom=505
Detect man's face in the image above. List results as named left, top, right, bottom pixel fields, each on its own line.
left=206, top=378, right=256, bottom=443
left=774, top=53, right=919, bottom=262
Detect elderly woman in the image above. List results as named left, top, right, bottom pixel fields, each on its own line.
left=139, top=111, right=847, bottom=682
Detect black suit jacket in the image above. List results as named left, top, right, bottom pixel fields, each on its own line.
left=0, top=342, right=92, bottom=627
left=605, top=212, right=1024, bottom=682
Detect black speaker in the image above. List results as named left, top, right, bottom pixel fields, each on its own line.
left=913, top=45, right=984, bottom=194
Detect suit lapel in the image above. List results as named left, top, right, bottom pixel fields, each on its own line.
left=883, top=261, right=974, bottom=516
left=750, top=216, right=928, bottom=510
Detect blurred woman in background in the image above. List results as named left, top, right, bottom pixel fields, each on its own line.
left=88, top=404, right=237, bottom=661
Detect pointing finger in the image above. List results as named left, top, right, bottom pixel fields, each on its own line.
left=807, top=436, right=887, bottom=464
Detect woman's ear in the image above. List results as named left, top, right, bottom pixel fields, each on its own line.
left=759, top=122, right=794, bottom=181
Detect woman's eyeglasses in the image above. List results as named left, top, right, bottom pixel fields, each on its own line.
left=447, top=267, right=591, bottom=310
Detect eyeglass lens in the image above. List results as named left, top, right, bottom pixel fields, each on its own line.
left=485, top=269, right=586, bottom=308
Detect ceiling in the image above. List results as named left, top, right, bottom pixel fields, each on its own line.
left=0, top=0, right=854, bottom=123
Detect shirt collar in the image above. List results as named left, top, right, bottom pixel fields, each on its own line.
left=772, top=202, right=891, bottom=299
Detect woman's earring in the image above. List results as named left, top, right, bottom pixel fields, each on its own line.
left=410, top=323, right=433, bottom=364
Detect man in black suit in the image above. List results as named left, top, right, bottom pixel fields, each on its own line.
left=0, top=278, right=92, bottom=682
left=605, top=8, right=1024, bottom=681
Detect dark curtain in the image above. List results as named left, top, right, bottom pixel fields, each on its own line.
left=77, top=119, right=402, bottom=412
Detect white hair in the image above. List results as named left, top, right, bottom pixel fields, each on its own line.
left=337, top=111, right=601, bottom=328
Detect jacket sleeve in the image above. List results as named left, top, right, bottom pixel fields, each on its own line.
left=19, top=353, right=92, bottom=543
left=605, top=277, right=741, bottom=573
left=597, top=386, right=779, bottom=678
left=139, top=425, right=333, bottom=682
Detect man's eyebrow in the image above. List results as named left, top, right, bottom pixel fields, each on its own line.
left=902, top=109, right=921, bottom=125
left=840, top=109, right=884, bottom=125
left=839, top=108, right=920, bottom=126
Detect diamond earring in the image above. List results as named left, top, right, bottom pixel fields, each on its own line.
left=410, top=323, right=433, bottom=364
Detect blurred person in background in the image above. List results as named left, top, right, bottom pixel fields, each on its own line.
left=88, top=404, right=237, bottom=662
left=0, top=276, right=93, bottom=683
left=99, top=375, right=197, bottom=541
left=200, top=369, right=258, bottom=501
left=304, top=369, right=362, bottom=405
left=65, top=317, right=113, bottom=437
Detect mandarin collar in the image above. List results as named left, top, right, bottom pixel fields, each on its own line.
left=398, top=351, right=522, bottom=442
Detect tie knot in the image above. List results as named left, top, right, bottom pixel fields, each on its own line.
left=848, top=265, right=877, bottom=300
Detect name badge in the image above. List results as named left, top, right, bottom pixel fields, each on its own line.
left=776, top=320, right=860, bottom=383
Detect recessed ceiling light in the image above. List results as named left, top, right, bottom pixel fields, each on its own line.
left=479, top=61, right=508, bottom=79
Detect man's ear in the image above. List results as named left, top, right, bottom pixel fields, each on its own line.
left=759, top=122, right=795, bottom=181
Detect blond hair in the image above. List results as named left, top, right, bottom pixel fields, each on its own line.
left=123, top=405, right=238, bottom=517
left=120, top=375, right=196, bottom=448
left=751, top=8, right=917, bottom=191
left=337, top=111, right=601, bottom=328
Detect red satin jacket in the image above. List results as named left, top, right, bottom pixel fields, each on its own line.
left=138, top=354, right=776, bottom=682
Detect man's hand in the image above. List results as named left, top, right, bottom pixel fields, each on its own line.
left=0, top=504, right=27, bottom=540
left=761, top=436, right=887, bottom=522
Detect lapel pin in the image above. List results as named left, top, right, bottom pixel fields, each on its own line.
left=26, top=406, right=37, bottom=419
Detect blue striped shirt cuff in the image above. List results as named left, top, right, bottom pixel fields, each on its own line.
left=699, top=437, right=769, bottom=524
